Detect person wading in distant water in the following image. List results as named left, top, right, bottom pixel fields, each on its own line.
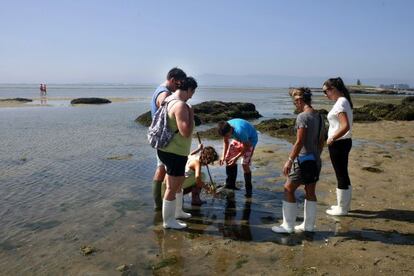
left=157, top=77, right=198, bottom=229
left=150, top=68, right=187, bottom=211
left=323, top=77, right=354, bottom=216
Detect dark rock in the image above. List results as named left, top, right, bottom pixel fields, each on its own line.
left=362, top=167, right=383, bottom=173
left=193, top=101, right=262, bottom=124
left=402, top=96, right=414, bottom=105
left=135, top=111, right=152, bottom=126
left=353, top=98, right=414, bottom=121
left=384, top=104, right=414, bottom=121
left=356, top=103, right=397, bottom=118
left=0, top=98, right=32, bottom=102
left=349, top=88, right=403, bottom=95
left=71, top=98, right=111, bottom=104
left=353, top=109, right=380, bottom=122
left=255, top=118, right=296, bottom=142
left=196, top=127, right=221, bottom=140
left=135, top=101, right=262, bottom=127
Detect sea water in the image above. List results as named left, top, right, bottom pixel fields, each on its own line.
left=0, top=84, right=406, bottom=274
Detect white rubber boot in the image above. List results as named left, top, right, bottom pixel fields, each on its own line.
left=162, top=199, right=187, bottom=229
left=175, top=190, right=192, bottom=219
left=329, top=186, right=352, bottom=212
left=295, top=200, right=317, bottom=232
left=271, top=201, right=297, bottom=233
left=326, top=188, right=350, bottom=216
left=347, top=185, right=352, bottom=211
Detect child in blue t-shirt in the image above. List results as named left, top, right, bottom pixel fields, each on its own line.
left=217, top=118, right=258, bottom=197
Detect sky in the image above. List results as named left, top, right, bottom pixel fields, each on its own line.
left=0, top=0, right=413, bottom=86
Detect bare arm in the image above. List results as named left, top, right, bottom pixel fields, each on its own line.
left=174, top=102, right=194, bottom=138
left=190, top=143, right=203, bottom=155
left=227, top=141, right=251, bottom=166
left=283, top=127, right=306, bottom=176
left=188, top=159, right=204, bottom=188
left=220, top=137, right=230, bottom=166
left=156, top=91, right=171, bottom=108
left=327, top=112, right=350, bottom=145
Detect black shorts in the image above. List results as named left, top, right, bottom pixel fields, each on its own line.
left=157, top=150, right=188, bottom=177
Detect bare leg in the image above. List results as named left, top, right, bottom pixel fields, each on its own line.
left=152, top=165, right=166, bottom=210
left=153, top=165, right=166, bottom=182
left=164, top=175, right=185, bottom=201
left=284, top=180, right=301, bottom=203
left=304, top=183, right=317, bottom=201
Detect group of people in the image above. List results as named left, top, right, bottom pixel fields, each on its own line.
left=149, top=67, right=353, bottom=233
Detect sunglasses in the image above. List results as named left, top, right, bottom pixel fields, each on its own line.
left=323, top=88, right=332, bottom=95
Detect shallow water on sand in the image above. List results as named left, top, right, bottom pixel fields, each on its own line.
left=0, top=85, right=410, bottom=274
left=0, top=86, right=292, bottom=274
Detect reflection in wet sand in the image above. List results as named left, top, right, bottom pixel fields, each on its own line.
left=40, top=96, right=48, bottom=105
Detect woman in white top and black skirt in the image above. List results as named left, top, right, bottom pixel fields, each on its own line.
left=323, top=77, right=353, bottom=216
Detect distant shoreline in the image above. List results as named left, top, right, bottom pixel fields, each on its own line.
left=310, top=86, right=414, bottom=95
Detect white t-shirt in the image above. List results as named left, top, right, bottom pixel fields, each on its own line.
left=327, top=97, right=353, bottom=140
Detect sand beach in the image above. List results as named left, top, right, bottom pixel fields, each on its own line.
left=0, top=85, right=413, bottom=275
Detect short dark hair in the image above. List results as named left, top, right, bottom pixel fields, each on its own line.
left=167, top=67, right=187, bottom=81
left=180, top=77, right=198, bottom=91
left=217, top=121, right=232, bottom=137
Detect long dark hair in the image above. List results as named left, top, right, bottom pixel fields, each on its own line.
left=323, top=77, right=353, bottom=109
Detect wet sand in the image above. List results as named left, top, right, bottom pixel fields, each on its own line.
left=143, top=121, right=414, bottom=275
left=1, top=94, right=413, bottom=275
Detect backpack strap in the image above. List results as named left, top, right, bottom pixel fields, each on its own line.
left=163, top=97, right=184, bottom=134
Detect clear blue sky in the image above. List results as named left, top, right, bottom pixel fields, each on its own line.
left=0, top=0, right=413, bottom=85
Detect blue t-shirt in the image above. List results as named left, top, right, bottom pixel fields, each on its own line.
left=228, top=118, right=258, bottom=147
left=151, top=85, right=171, bottom=118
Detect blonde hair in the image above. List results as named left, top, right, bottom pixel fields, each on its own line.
left=289, top=87, right=312, bottom=104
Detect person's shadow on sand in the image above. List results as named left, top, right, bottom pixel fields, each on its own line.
left=347, top=209, right=414, bottom=223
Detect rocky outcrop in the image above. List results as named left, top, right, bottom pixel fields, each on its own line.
left=135, top=111, right=152, bottom=126
left=354, top=97, right=414, bottom=121
left=0, top=98, right=32, bottom=102
left=71, top=98, right=111, bottom=104
left=255, top=118, right=297, bottom=142
left=192, top=101, right=262, bottom=124
left=195, top=127, right=222, bottom=140
left=135, top=101, right=262, bottom=127
left=349, top=88, right=405, bottom=95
